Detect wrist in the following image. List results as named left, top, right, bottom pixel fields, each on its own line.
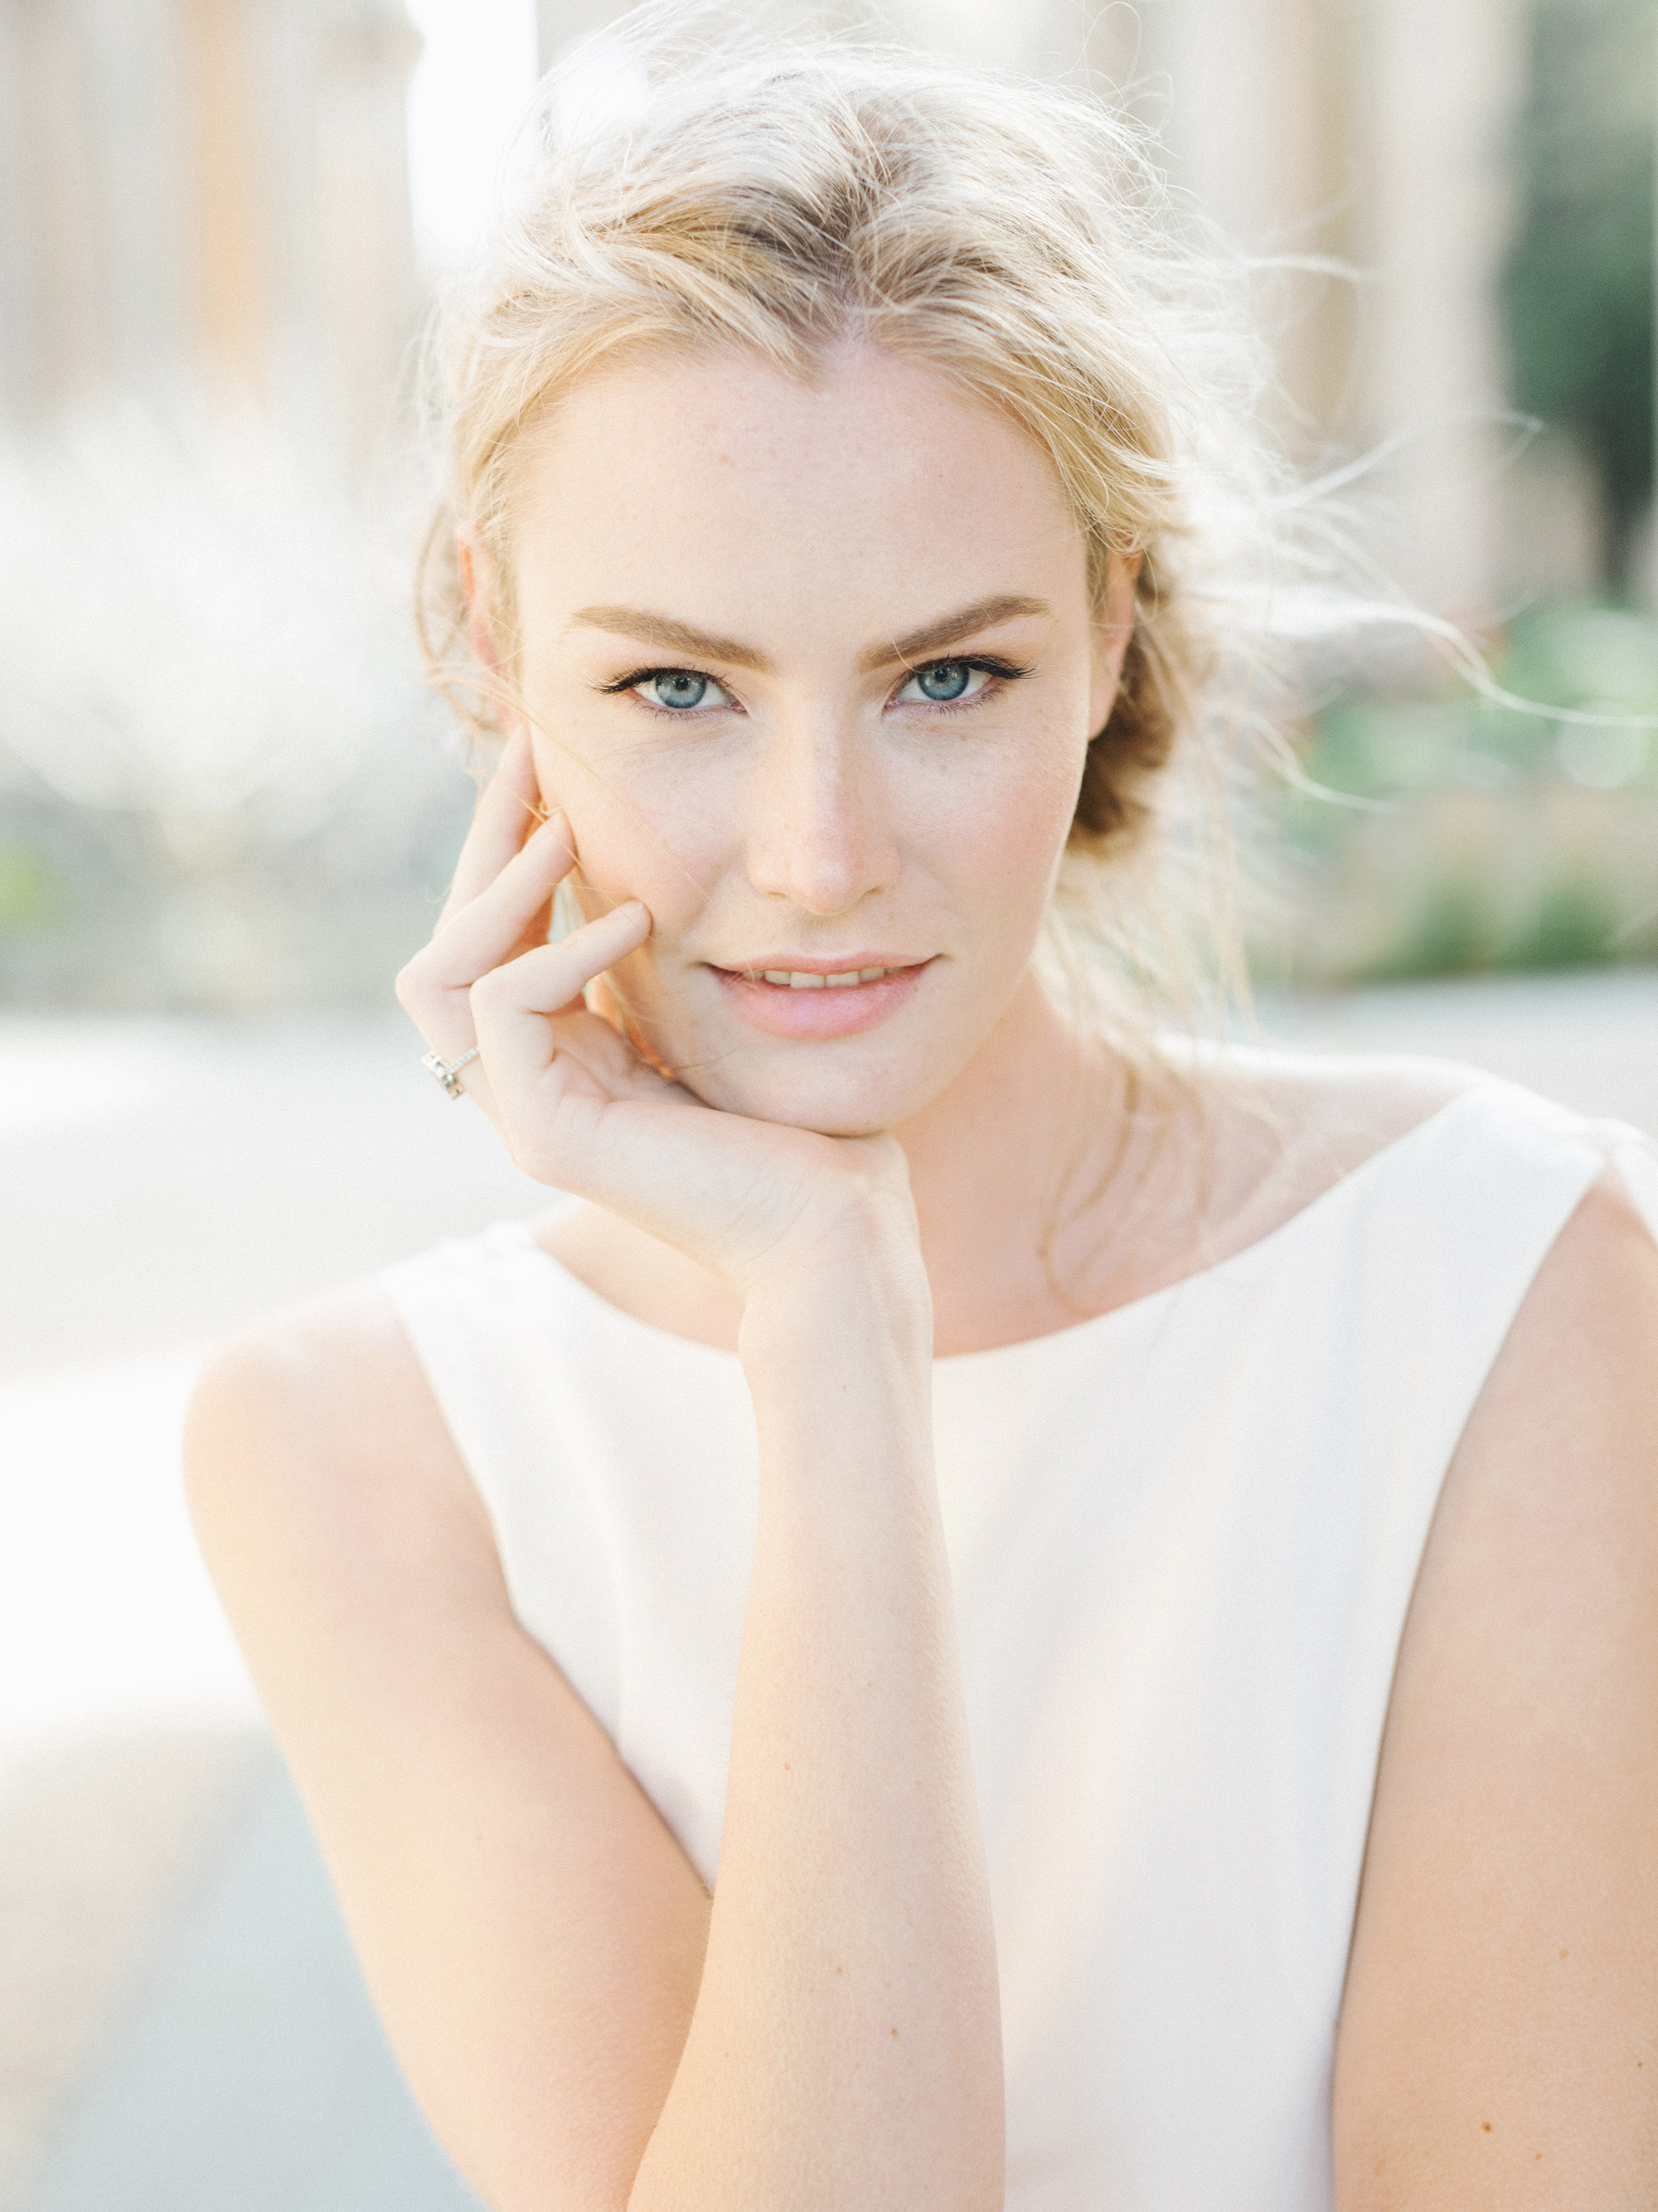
left=739, top=1270, right=937, bottom=1499
left=736, top=1210, right=933, bottom=1372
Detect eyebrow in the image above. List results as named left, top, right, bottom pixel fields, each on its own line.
left=568, top=607, right=775, bottom=672
left=567, top=593, right=1051, bottom=676
left=861, top=594, right=1051, bottom=672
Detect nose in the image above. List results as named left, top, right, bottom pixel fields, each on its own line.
left=742, top=706, right=898, bottom=917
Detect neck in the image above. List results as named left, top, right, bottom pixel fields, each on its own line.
left=894, top=971, right=1138, bottom=1353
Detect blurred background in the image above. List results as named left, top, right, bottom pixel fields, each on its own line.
left=2, top=3, right=1655, bottom=2208
left=2, top=0, right=1657, bottom=1007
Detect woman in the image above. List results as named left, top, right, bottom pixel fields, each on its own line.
left=185, top=28, right=1658, bottom=2212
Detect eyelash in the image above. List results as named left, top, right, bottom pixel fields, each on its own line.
left=899, top=656, right=1032, bottom=714
left=599, top=656, right=1033, bottom=720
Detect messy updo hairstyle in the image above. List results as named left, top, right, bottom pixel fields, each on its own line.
left=416, top=11, right=1298, bottom=1038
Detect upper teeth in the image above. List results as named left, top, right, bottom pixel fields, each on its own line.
left=746, top=968, right=894, bottom=988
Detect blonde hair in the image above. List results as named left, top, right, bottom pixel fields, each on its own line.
left=416, top=15, right=1302, bottom=1041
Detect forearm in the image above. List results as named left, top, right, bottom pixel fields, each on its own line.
left=628, top=1243, right=1005, bottom=2210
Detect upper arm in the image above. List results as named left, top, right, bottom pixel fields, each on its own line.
left=1332, top=1166, right=1658, bottom=2208
left=183, top=1290, right=710, bottom=2212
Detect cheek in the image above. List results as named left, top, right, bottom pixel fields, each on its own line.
left=934, top=720, right=1086, bottom=913
left=531, top=727, right=727, bottom=930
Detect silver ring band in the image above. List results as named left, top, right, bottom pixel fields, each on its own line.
left=421, top=1046, right=480, bottom=1099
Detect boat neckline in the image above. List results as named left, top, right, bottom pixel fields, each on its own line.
left=508, top=1078, right=1510, bottom=1368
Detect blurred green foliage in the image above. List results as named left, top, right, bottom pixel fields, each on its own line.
left=1502, top=0, right=1656, bottom=585
left=1304, top=605, right=1658, bottom=800
left=1277, top=604, right=1658, bottom=981
left=0, top=841, right=68, bottom=934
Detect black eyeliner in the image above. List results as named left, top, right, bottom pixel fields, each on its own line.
left=595, top=653, right=1035, bottom=706
left=597, top=663, right=708, bottom=695
left=926, top=654, right=1032, bottom=681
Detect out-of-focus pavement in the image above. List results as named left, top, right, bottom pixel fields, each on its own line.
left=1247, top=968, right=1658, bottom=1132
left=2, top=1015, right=543, bottom=2212
left=2, top=970, right=1655, bottom=2210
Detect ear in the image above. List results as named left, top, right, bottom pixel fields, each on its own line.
left=458, top=532, right=521, bottom=735
left=1087, top=549, right=1142, bottom=736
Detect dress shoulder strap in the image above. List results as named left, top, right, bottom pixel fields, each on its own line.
left=1432, top=1078, right=1658, bottom=1238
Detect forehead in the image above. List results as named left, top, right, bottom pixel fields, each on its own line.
left=507, top=344, right=1088, bottom=644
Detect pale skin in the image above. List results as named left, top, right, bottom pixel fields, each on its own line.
left=184, top=346, right=1658, bottom=2210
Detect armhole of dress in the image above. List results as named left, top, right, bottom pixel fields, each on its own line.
left=1611, top=1138, right=1658, bottom=1245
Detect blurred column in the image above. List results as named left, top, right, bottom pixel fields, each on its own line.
left=184, top=0, right=271, bottom=395
left=1350, top=0, right=1527, bottom=619
left=0, top=0, right=187, bottom=416
left=0, top=0, right=422, bottom=470
left=1138, top=0, right=1358, bottom=439
left=1141, top=0, right=1525, bottom=621
left=219, top=0, right=425, bottom=463
left=0, top=0, right=107, bottom=413
left=252, top=0, right=425, bottom=463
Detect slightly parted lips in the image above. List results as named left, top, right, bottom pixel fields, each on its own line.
left=711, top=959, right=929, bottom=991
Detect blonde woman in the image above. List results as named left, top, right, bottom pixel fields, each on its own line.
left=185, top=30, right=1658, bottom=2212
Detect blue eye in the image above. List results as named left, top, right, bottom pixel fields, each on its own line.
left=894, top=659, right=1010, bottom=708
left=641, top=670, right=715, bottom=711
left=916, top=662, right=972, bottom=701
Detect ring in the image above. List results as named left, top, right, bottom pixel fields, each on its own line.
left=421, top=1046, right=480, bottom=1099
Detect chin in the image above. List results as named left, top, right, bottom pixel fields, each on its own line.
left=654, top=1035, right=930, bottom=1137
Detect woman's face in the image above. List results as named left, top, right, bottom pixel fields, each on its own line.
left=492, top=343, right=1132, bottom=1135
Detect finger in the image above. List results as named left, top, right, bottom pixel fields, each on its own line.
left=397, top=817, right=574, bottom=1102
left=424, top=815, right=578, bottom=994
left=444, top=727, right=541, bottom=918
left=441, top=728, right=545, bottom=921
left=470, top=901, right=652, bottom=1089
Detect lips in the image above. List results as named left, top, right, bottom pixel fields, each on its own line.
left=740, top=964, right=903, bottom=989
left=708, top=958, right=932, bottom=1039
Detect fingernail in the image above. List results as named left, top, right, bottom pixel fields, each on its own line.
left=614, top=899, right=649, bottom=924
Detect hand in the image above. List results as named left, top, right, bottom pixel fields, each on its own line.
left=395, top=733, right=922, bottom=1302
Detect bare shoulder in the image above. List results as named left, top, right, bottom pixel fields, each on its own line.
left=1331, top=1162, right=1658, bottom=2205
left=187, top=1275, right=453, bottom=1490
left=187, top=1265, right=444, bottom=1468
left=186, top=1276, right=715, bottom=2209
left=183, top=1276, right=504, bottom=1681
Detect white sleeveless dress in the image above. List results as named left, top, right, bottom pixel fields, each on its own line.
left=381, top=1074, right=1658, bottom=2212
